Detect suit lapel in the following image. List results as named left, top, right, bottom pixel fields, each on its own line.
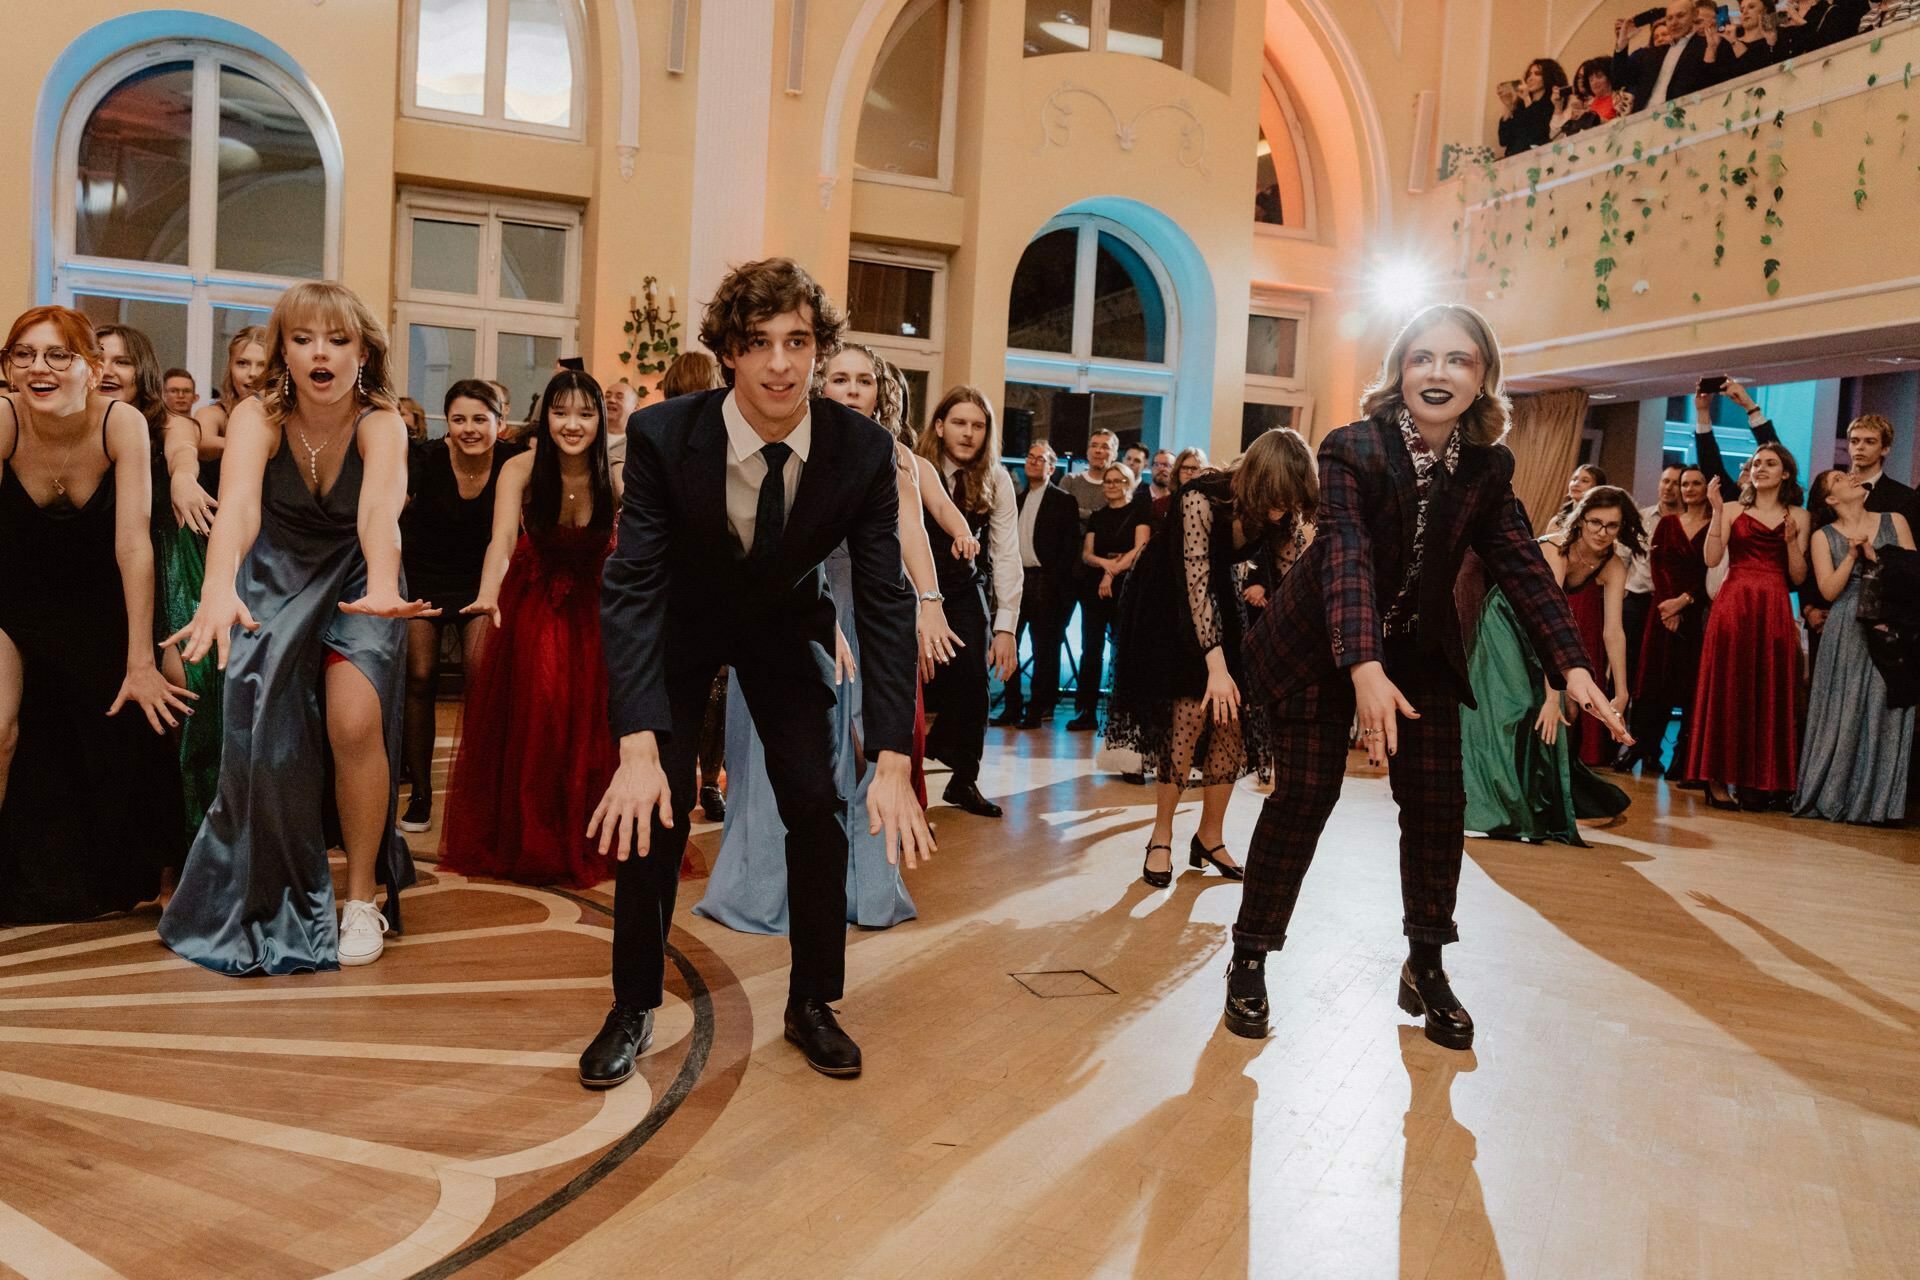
left=1380, top=418, right=1419, bottom=566
left=684, top=392, right=732, bottom=555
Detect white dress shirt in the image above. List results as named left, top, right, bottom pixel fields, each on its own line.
left=721, top=389, right=810, bottom=556
left=1649, top=34, right=1691, bottom=107
left=941, top=457, right=1023, bottom=633
left=1625, top=502, right=1659, bottom=595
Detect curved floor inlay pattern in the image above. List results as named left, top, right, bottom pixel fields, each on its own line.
left=0, top=874, right=745, bottom=1279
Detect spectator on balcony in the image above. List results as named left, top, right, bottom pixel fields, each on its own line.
left=1860, top=0, right=1919, bottom=33
left=1709, top=0, right=1803, bottom=75
left=1560, top=59, right=1622, bottom=136
left=1614, top=0, right=1732, bottom=114
left=1516, top=60, right=1567, bottom=153
left=1496, top=81, right=1527, bottom=158
left=1789, top=0, right=1871, bottom=48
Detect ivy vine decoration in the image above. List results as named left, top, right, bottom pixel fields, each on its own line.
left=619, top=276, right=682, bottom=376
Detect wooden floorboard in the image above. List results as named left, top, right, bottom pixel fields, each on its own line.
left=0, top=713, right=1914, bottom=1278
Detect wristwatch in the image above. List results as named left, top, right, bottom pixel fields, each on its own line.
left=917, top=591, right=944, bottom=603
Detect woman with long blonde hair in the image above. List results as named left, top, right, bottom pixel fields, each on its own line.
left=161, top=282, right=434, bottom=975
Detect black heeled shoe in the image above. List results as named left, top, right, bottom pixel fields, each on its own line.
left=1703, top=783, right=1739, bottom=811
left=1397, top=961, right=1474, bottom=1051
left=1188, top=836, right=1245, bottom=881
left=1141, top=843, right=1173, bottom=889
left=1223, top=951, right=1269, bottom=1039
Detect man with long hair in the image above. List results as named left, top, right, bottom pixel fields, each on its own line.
left=589, top=258, right=933, bottom=1088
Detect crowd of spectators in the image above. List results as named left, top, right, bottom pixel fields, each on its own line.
left=1498, top=0, right=1917, bottom=158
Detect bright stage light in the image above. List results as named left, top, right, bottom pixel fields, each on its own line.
left=1370, top=256, right=1436, bottom=311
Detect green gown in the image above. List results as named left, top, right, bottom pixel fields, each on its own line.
left=1460, top=586, right=1627, bottom=845
left=161, top=524, right=222, bottom=839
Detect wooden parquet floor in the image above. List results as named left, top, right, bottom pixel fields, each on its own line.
left=2, top=713, right=1916, bottom=1279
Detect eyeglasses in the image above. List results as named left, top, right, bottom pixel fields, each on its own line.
left=1580, top=518, right=1623, bottom=534
left=6, top=345, right=79, bottom=371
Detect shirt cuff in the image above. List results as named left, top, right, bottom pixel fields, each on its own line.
left=993, top=607, right=1017, bottom=633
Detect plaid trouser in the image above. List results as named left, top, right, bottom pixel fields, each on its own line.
left=1234, top=637, right=1466, bottom=951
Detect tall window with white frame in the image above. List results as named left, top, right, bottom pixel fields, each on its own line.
left=855, top=0, right=962, bottom=189
left=1003, top=215, right=1177, bottom=466
left=392, top=190, right=580, bottom=434
left=845, top=246, right=947, bottom=436
left=1242, top=296, right=1311, bottom=448
left=405, top=0, right=585, bottom=138
left=1022, top=0, right=1193, bottom=72
left=54, top=42, right=337, bottom=394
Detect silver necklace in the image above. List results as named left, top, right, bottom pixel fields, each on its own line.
left=292, top=419, right=346, bottom=490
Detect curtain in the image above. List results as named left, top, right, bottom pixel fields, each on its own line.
left=1506, top=389, right=1589, bottom=534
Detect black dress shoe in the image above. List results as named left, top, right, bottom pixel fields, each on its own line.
left=579, top=1003, right=654, bottom=1088
left=1065, top=713, right=1099, bottom=731
left=991, top=710, right=1023, bottom=727
left=1141, top=842, right=1173, bottom=889
left=784, top=998, right=862, bottom=1077
left=1223, top=951, right=1269, bottom=1039
left=942, top=781, right=1003, bottom=818
left=1397, top=962, right=1474, bottom=1050
left=1188, top=835, right=1245, bottom=881
left=1016, top=714, right=1045, bottom=730
left=698, top=785, right=726, bottom=822
left=1120, top=771, right=1147, bottom=785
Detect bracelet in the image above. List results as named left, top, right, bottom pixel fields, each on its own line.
left=916, top=591, right=944, bottom=604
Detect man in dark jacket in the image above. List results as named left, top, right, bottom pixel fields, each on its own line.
left=1614, top=0, right=1731, bottom=113
left=999, top=441, right=1082, bottom=728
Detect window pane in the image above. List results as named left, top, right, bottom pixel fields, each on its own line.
left=1090, top=391, right=1163, bottom=455
left=1255, top=134, right=1286, bottom=226
left=1241, top=401, right=1297, bottom=449
left=416, top=0, right=487, bottom=115
left=73, top=295, right=190, bottom=374
left=74, top=63, right=194, bottom=266
left=1106, top=0, right=1185, bottom=67
left=1023, top=0, right=1093, bottom=55
left=1006, top=229, right=1078, bottom=354
left=495, top=330, right=561, bottom=424
left=1246, top=314, right=1299, bottom=380
left=856, top=0, right=948, bottom=179
left=1090, top=232, right=1166, bottom=364
left=499, top=221, right=568, bottom=303
left=215, top=70, right=325, bottom=278
left=411, top=218, right=482, bottom=296
left=898, top=367, right=931, bottom=436
left=407, top=323, right=477, bottom=435
left=505, top=0, right=575, bottom=127
left=847, top=259, right=935, bottom=340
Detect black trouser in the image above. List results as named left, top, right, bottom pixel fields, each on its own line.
left=1622, top=590, right=1649, bottom=696
left=612, top=639, right=845, bottom=1009
left=1076, top=581, right=1118, bottom=717
left=1004, top=568, right=1069, bottom=720
left=698, top=666, right=728, bottom=788
left=923, top=582, right=990, bottom=786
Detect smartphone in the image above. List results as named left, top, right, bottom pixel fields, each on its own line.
left=1716, top=4, right=1733, bottom=26
left=1632, top=6, right=1665, bottom=26
left=1696, top=374, right=1728, bottom=396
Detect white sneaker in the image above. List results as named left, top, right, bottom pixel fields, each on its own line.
left=338, top=899, right=390, bottom=966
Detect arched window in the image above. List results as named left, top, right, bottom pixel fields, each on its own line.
left=1255, top=63, right=1315, bottom=237
left=1003, top=215, right=1177, bottom=461
left=856, top=0, right=962, bottom=188
left=1022, top=0, right=1194, bottom=73
left=404, top=0, right=585, bottom=138
left=53, top=40, right=340, bottom=391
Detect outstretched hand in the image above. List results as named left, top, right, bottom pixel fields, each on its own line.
left=1352, top=661, right=1418, bottom=766
left=1562, top=667, right=1632, bottom=743
left=867, top=751, right=935, bottom=869
left=587, top=734, right=673, bottom=861
left=162, top=592, right=260, bottom=669
left=340, top=592, right=441, bottom=619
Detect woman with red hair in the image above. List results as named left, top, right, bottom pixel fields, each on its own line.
left=0, top=306, right=192, bottom=921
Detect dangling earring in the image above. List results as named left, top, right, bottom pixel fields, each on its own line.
left=283, top=370, right=294, bottom=403
left=356, top=364, right=366, bottom=400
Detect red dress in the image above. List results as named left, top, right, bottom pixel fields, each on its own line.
left=1633, top=515, right=1709, bottom=764
left=1563, top=566, right=1612, bottom=767
left=1685, top=512, right=1801, bottom=791
left=440, top=524, right=617, bottom=888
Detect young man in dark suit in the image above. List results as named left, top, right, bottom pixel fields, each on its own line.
left=587, top=258, right=933, bottom=1088
left=1613, top=0, right=1730, bottom=113
left=998, top=441, right=1082, bottom=728
left=1235, top=305, right=1628, bottom=1051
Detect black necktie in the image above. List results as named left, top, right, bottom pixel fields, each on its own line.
left=1862, top=480, right=1876, bottom=493
left=749, top=441, right=793, bottom=565
left=950, top=469, right=966, bottom=504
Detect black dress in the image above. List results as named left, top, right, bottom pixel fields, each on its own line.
left=1107, top=473, right=1307, bottom=786
left=400, top=442, right=521, bottom=614
left=0, top=409, right=185, bottom=921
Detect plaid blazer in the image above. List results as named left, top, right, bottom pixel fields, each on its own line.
left=1244, top=414, right=1590, bottom=713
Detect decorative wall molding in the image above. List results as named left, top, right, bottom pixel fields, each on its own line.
left=613, top=0, right=641, bottom=180
left=815, top=0, right=904, bottom=210
left=1035, top=83, right=1209, bottom=176
left=1370, top=0, right=1404, bottom=54
left=1288, top=0, right=1395, bottom=234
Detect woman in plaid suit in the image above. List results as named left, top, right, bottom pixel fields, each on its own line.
left=1231, top=305, right=1630, bottom=1049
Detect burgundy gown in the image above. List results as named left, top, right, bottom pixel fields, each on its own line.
left=439, top=524, right=617, bottom=888
left=1685, top=511, right=1801, bottom=791
left=1563, top=567, right=1612, bottom=767
left=1633, top=514, right=1709, bottom=770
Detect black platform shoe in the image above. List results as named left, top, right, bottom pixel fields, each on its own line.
left=579, top=1003, right=654, bottom=1089
left=1141, top=842, right=1173, bottom=889
left=1397, top=961, right=1474, bottom=1051
left=784, top=998, right=862, bottom=1077
left=1188, top=835, right=1245, bottom=881
left=1223, top=951, right=1269, bottom=1039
